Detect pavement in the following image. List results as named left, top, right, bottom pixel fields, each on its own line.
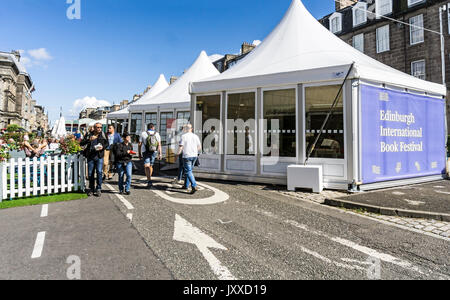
left=325, top=180, right=450, bottom=221
left=0, top=169, right=449, bottom=280
left=105, top=174, right=449, bottom=280
left=0, top=197, right=173, bottom=280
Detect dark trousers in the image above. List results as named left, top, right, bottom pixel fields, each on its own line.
left=177, top=155, right=185, bottom=181
left=88, top=157, right=103, bottom=192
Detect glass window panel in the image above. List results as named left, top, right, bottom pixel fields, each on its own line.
left=411, top=60, right=426, bottom=80
left=196, top=95, right=221, bottom=154
left=227, top=92, right=255, bottom=156
left=376, top=25, right=390, bottom=53
left=305, top=85, right=344, bottom=159
left=353, top=34, right=364, bottom=52
left=160, top=112, right=173, bottom=146
left=145, top=113, right=157, bottom=130
left=263, top=89, right=296, bottom=157
left=410, top=15, right=424, bottom=45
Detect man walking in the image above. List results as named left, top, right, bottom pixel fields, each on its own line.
left=138, top=123, right=162, bottom=188
left=81, top=122, right=108, bottom=197
left=104, top=124, right=123, bottom=180
left=113, top=133, right=134, bottom=195
left=177, top=124, right=202, bottom=194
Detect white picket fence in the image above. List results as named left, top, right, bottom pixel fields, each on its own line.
left=0, top=154, right=86, bottom=202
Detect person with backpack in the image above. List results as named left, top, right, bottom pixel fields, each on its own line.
left=113, top=133, right=134, bottom=195
left=138, top=123, right=162, bottom=188
left=80, top=122, right=108, bottom=197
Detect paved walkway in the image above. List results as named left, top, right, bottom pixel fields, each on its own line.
left=279, top=188, right=450, bottom=240
left=323, top=180, right=450, bottom=221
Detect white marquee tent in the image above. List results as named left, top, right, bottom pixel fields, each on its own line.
left=190, top=0, right=447, bottom=191
left=108, top=74, right=169, bottom=121
left=130, top=51, right=219, bottom=112
left=127, top=51, right=219, bottom=157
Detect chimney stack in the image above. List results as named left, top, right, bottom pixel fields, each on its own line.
left=11, top=50, right=21, bottom=61
left=170, top=76, right=178, bottom=85
left=335, top=0, right=357, bottom=11
left=241, top=42, right=256, bottom=55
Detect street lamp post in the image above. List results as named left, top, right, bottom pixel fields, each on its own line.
left=439, top=5, right=447, bottom=86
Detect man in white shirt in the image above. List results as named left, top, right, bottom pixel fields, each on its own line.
left=177, top=124, right=201, bottom=194
left=138, top=123, right=162, bottom=187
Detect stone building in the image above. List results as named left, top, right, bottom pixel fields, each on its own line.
left=319, top=0, right=450, bottom=131
left=212, top=42, right=257, bottom=73
left=0, top=50, right=34, bottom=130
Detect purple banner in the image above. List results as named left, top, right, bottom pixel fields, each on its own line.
left=361, top=84, right=446, bottom=184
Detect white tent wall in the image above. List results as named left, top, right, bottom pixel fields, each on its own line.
left=190, top=0, right=447, bottom=191
left=192, top=78, right=447, bottom=191
left=192, top=79, right=354, bottom=190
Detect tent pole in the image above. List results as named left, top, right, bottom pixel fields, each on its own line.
left=304, top=62, right=355, bottom=165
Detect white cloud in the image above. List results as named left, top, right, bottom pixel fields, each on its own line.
left=28, top=48, right=52, bottom=61
left=19, top=48, right=53, bottom=68
left=252, top=40, right=262, bottom=46
left=69, top=96, right=111, bottom=118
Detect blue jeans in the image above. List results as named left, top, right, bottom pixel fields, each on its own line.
left=177, top=155, right=185, bottom=181
left=117, top=162, right=132, bottom=192
left=143, top=151, right=157, bottom=166
left=183, top=157, right=198, bottom=189
left=88, top=157, right=103, bottom=192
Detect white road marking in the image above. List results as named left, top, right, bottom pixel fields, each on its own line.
left=126, top=213, right=133, bottom=222
left=40, top=204, right=48, bottom=218
left=276, top=190, right=450, bottom=242
left=31, top=231, right=46, bottom=259
left=436, top=190, right=450, bottom=195
left=433, top=186, right=445, bottom=189
left=392, top=191, right=405, bottom=196
left=105, top=184, right=134, bottom=210
left=403, top=199, right=425, bottom=206
left=285, top=219, right=425, bottom=275
left=152, top=182, right=229, bottom=205
left=218, top=219, right=233, bottom=225
left=299, top=246, right=365, bottom=271
left=173, top=214, right=236, bottom=280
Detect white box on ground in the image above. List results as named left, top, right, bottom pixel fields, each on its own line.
left=287, top=165, right=323, bottom=193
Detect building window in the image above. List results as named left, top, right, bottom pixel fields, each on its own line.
left=145, top=112, right=157, bottom=130
left=263, top=89, right=296, bottom=158
left=408, top=0, right=425, bottom=7
left=227, top=92, right=255, bottom=156
left=353, top=2, right=367, bottom=27
left=329, top=13, right=342, bottom=34
left=160, top=112, right=174, bottom=146
left=176, top=111, right=190, bottom=135
left=130, top=113, right=142, bottom=135
left=411, top=60, right=426, bottom=80
left=353, top=33, right=364, bottom=52
left=410, top=15, right=424, bottom=45
left=196, top=95, right=221, bottom=155
left=305, top=85, right=344, bottom=159
left=376, top=25, right=390, bottom=53
left=376, top=0, right=393, bottom=17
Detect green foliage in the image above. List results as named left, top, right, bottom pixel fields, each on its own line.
left=0, top=146, right=10, bottom=162
left=60, top=136, right=82, bottom=155
left=0, top=193, right=88, bottom=210
left=6, top=124, right=21, bottom=133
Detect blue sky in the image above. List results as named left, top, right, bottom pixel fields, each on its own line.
left=0, top=0, right=334, bottom=124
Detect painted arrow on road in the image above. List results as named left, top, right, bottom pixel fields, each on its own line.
left=173, top=214, right=236, bottom=280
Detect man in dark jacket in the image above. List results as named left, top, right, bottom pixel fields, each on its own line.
left=113, top=133, right=134, bottom=195
left=104, top=124, right=123, bottom=180
left=81, top=122, right=108, bottom=197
